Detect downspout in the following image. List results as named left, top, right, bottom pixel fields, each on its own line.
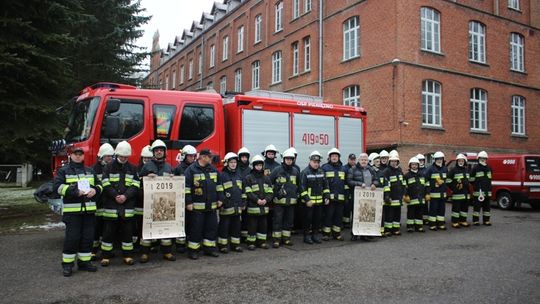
left=318, top=0, right=323, bottom=97
left=200, top=34, right=205, bottom=89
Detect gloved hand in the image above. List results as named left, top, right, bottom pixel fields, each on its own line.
left=435, top=177, right=444, bottom=187
left=424, top=194, right=431, bottom=202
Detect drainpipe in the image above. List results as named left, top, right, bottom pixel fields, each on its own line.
left=200, top=34, right=205, bottom=89
left=318, top=0, right=323, bottom=97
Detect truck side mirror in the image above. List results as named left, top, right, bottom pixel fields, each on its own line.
left=103, top=116, right=120, bottom=138
left=106, top=99, right=121, bottom=114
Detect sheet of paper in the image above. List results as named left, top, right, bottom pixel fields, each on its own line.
left=77, top=179, right=91, bottom=194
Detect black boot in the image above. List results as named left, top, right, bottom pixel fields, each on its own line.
left=62, top=263, right=73, bottom=277
left=312, top=234, right=322, bottom=244
left=303, top=234, right=314, bottom=244
left=77, top=261, right=97, bottom=272
left=188, top=250, right=199, bottom=260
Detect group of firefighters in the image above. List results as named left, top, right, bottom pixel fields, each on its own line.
left=53, top=140, right=493, bottom=277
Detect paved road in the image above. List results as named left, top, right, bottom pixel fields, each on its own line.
left=1, top=205, right=539, bottom=304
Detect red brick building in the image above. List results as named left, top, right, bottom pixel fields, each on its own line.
left=143, top=0, right=540, bottom=161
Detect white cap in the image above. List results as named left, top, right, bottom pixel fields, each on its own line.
left=114, top=141, right=132, bottom=157
left=327, top=148, right=341, bottom=157
left=140, top=145, right=153, bottom=158
left=97, top=143, right=114, bottom=158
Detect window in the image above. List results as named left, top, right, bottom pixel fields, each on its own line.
left=210, top=44, right=215, bottom=68
left=171, top=71, right=176, bottom=89
left=275, top=2, right=283, bottom=32
left=153, top=105, right=176, bottom=139
left=508, top=0, right=520, bottom=10
left=469, top=21, right=486, bottom=63
left=512, top=95, right=525, bottom=135
left=343, top=16, right=360, bottom=60
left=292, top=42, right=299, bottom=76
left=254, top=15, right=262, bottom=43
left=421, top=7, right=441, bottom=53
left=510, top=33, right=524, bottom=72
left=303, top=36, right=311, bottom=71
left=101, top=100, right=144, bottom=140
left=422, top=80, right=442, bottom=127
left=179, top=105, right=215, bottom=141
left=237, top=26, right=244, bottom=53
left=188, top=60, right=193, bottom=80
left=198, top=53, right=202, bottom=75
left=180, top=65, right=185, bottom=84
left=252, top=60, right=260, bottom=89
left=470, top=88, right=487, bottom=131
left=272, top=51, right=282, bottom=84
left=234, top=69, right=242, bottom=92
left=220, top=76, right=227, bottom=95
left=222, top=36, right=229, bottom=61
left=293, top=0, right=300, bottom=19
left=165, top=74, right=169, bottom=90
left=207, top=81, right=213, bottom=89
left=304, top=0, right=312, bottom=13
left=343, top=85, right=360, bottom=106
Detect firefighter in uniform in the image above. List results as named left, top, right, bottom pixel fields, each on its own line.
left=470, top=151, right=492, bottom=226
left=91, top=143, right=114, bottom=259
left=381, top=153, right=406, bottom=236
left=342, top=153, right=356, bottom=228
left=300, top=151, right=330, bottom=244
left=447, top=153, right=471, bottom=228
left=218, top=152, right=246, bottom=253
left=134, top=145, right=152, bottom=249
left=244, top=155, right=274, bottom=250
left=379, top=150, right=390, bottom=171
left=321, top=148, right=347, bottom=241
left=53, top=147, right=101, bottom=277
left=184, top=149, right=223, bottom=259
left=173, top=144, right=197, bottom=254
left=100, top=141, right=140, bottom=266
left=404, top=157, right=426, bottom=233
left=139, top=139, right=176, bottom=262
left=425, top=151, right=448, bottom=231
left=263, top=144, right=280, bottom=176
left=269, top=148, right=300, bottom=247
left=416, top=153, right=430, bottom=225
left=369, top=152, right=385, bottom=235
left=237, top=146, right=251, bottom=242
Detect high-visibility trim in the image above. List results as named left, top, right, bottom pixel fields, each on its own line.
left=275, top=197, right=297, bottom=205
left=176, top=237, right=186, bottom=244
left=332, top=225, right=341, bottom=232
left=256, top=233, right=267, bottom=240
left=409, top=199, right=420, bottom=205
left=216, top=185, right=224, bottom=192
left=429, top=216, right=436, bottom=222
left=384, top=222, right=393, bottom=228
left=460, top=212, right=468, bottom=217
left=322, top=227, right=331, bottom=233
left=339, top=171, right=345, bottom=180
left=452, top=194, right=467, bottom=200
left=140, top=239, right=152, bottom=247
left=160, top=239, right=172, bottom=246
left=429, top=192, right=445, bottom=198
left=218, top=238, right=229, bottom=245
left=329, top=194, right=345, bottom=201
left=134, top=207, right=144, bottom=215
left=473, top=211, right=480, bottom=217
left=246, top=235, right=256, bottom=242
left=483, top=212, right=491, bottom=216
left=124, top=209, right=135, bottom=218
left=193, top=202, right=217, bottom=210
left=247, top=206, right=269, bottom=215
left=223, top=181, right=233, bottom=189
left=250, top=184, right=260, bottom=192
left=272, top=231, right=282, bottom=238
left=203, top=239, right=216, bottom=247
left=77, top=252, right=92, bottom=262
left=62, top=253, right=76, bottom=264
left=414, top=219, right=423, bottom=224
left=406, top=219, right=414, bottom=225
left=264, top=184, right=273, bottom=194
left=325, top=171, right=335, bottom=178
left=59, top=184, right=70, bottom=196
left=231, top=237, right=240, bottom=244
left=282, top=230, right=291, bottom=237
left=209, top=172, right=218, bottom=182
left=188, top=241, right=201, bottom=250
left=102, top=209, right=118, bottom=219
left=392, top=222, right=400, bottom=228
left=101, top=241, right=113, bottom=251
left=122, top=242, right=134, bottom=251
left=220, top=207, right=236, bottom=215
left=436, top=216, right=445, bottom=221
left=185, top=187, right=192, bottom=194
left=451, top=212, right=459, bottom=218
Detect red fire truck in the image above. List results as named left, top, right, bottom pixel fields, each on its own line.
left=50, top=83, right=367, bottom=175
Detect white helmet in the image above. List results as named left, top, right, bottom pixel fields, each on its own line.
left=289, top=147, right=298, bottom=155
left=238, top=147, right=250, bottom=156
left=251, top=154, right=265, bottom=165
left=416, top=154, right=425, bottom=161
left=309, top=150, right=322, bottom=161
left=368, top=152, right=380, bottom=163
left=389, top=154, right=400, bottom=162
left=327, top=148, right=341, bottom=157
left=456, top=153, right=467, bottom=161
left=140, top=145, right=153, bottom=158
left=264, top=144, right=278, bottom=156
left=433, top=151, right=445, bottom=159
left=282, top=148, right=295, bottom=159
left=409, top=157, right=420, bottom=165
left=115, top=141, right=132, bottom=157
left=182, top=145, right=197, bottom=155
left=97, top=143, right=114, bottom=158
left=389, top=150, right=399, bottom=158
left=379, top=150, right=389, bottom=158
left=477, top=151, right=488, bottom=159
left=224, top=152, right=239, bottom=164
left=150, top=139, right=167, bottom=151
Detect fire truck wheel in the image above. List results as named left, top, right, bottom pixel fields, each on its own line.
left=496, top=192, right=514, bottom=210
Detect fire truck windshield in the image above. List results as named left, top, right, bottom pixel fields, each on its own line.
left=65, top=97, right=100, bottom=143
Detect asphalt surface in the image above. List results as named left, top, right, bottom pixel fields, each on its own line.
left=1, top=204, right=539, bottom=304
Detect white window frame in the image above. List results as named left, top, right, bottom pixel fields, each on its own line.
left=237, top=26, right=244, bottom=53
left=275, top=2, right=283, bottom=33
left=421, top=7, right=441, bottom=53
left=508, top=0, right=520, bottom=10
left=188, top=60, right=193, bottom=80
left=198, top=53, right=202, bottom=75
left=251, top=60, right=260, bottom=89
left=343, top=85, right=360, bottom=107
left=222, top=36, right=229, bottom=61
left=179, top=65, right=185, bottom=84
left=470, top=88, right=488, bottom=132
left=469, top=21, right=486, bottom=64
left=171, top=71, right=176, bottom=89
left=292, top=42, right=299, bottom=76
left=343, top=16, right=360, bottom=60
left=234, top=68, right=242, bottom=92
left=293, top=0, right=300, bottom=19
left=304, top=36, right=311, bottom=71
left=210, top=44, right=216, bottom=68
left=304, top=0, right=312, bottom=13
left=255, top=15, right=262, bottom=43
left=272, top=51, right=282, bottom=84
left=220, top=76, right=227, bottom=95
left=165, top=74, right=169, bottom=90
left=422, top=80, right=442, bottom=127
left=511, top=95, right=525, bottom=135
left=510, top=33, right=524, bottom=72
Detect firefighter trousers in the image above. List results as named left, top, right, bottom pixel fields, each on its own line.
left=218, top=214, right=241, bottom=248
left=62, top=213, right=96, bottom=265
left=473, top=196, right=491, bottom=223
left=247, top=214, right=268, bottom=245
left=428, top=198, right=446, bottom=227
left=343, top=199, right=352, bottom=226
left=101, top=218, right=134, bottom=258
left=188, top=210, right=218, bottom=253
left=176, top=209, right=189, bottom=250
left=240, top=208, right=249, bottom=241
left=92, top=214, right=103, bottom=253
left=303, top=204, right=323, bottom=235
left=451, top=198, right=469, bottom=223
left=323, top=201, right=344, bottom=236
left=406, top=204, right=423, bottom=230
left=384, top=205, right=401, bottom=232
left=272, top=205, right=294, bottom=241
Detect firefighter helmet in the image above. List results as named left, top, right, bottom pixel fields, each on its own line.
left=251, top=154, right=265, bottom=165
left=409, top=157, right=420, bottom=166
left=389, top=150, right=399, bottom=157
left=433, top=151, right=445, bottom=159
left=282, top=149, right=295, bottom=159
left=264, top=144, right=278, bottom=156
left=389, top=154, right=400, bottom=162
left=115, top=141, right=132, bottom=157
left=97, top=143, right=114, bottom=158
left=379, top=150, right=390, bottom=158
left=238, top=146, right=250, bottom=156
left=478, top=151, right=489, bottom=159
left=289, top=147, right=298, bottom=155
left=456, top=153, right=467, bottom=161
left=368, top=152, right=380, bottom=163
left=327, top=148, right=341, bottom=157
left=140, top=145, right=153, bottom=158
left=416, top=154, right=425, bottom=161
left=224, top=152, right=239, bottom=164
left=150, top=139, right=167, bottom=151
left=182, top=145, right=197, bottom=155
left=309, top=151, right=322, bottom=161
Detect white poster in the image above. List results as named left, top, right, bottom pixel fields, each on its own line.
left=142, top=176, right=185, bottom=240
left=352, top=187, right=384, bottom=236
